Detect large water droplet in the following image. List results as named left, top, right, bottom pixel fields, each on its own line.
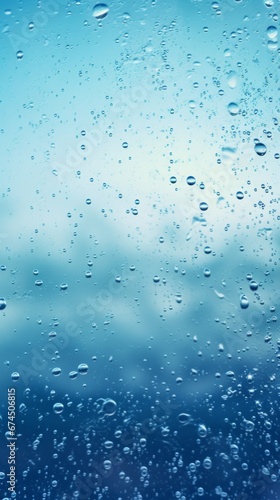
left=227, top=102, right=239, bottom=115
left=227, top=71, right=238, bottom=89
left=186, top=175, right=196, bottom=186
left=0, top=298, right=7, bottom=310
left=254, top=142, right=267, bottom=156
left=177, top=413, right=192, bottom=425
left=78, top=363, right=89, bottom=375
left=267, top=25, right=278, bottom=39
left=240, top=294, right=249, bottom=309
left=53, top=402, right=64, bottom=414
left=92, top=3, right=109, bottom=19
left=16, top=50, right=24, bottom=60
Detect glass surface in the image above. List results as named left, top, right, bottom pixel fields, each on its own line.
left=0, top=0, right=280, bottom=499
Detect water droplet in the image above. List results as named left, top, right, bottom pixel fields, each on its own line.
left=16, top=50, right=24, bottom=60
left=69, top=371, right=78, bottom=379
left=11, top=372, right=20, bottom=381
left=153, top=275, right=160, bottom=283
left=103, top=460, right=112, bottom=470
left=0, top=298, right=7, bottom=310
left=267, top=25, right=278, bottom=39
left=86, top=198, right=91, bottom=205
left=48, top=331, right=57, bottom=338
left=53, top=402, right=64, bottom=414
left=35, top=279, right=43, bottom=286
left=240, top=294, right=249, bottom=309
left=203, top=268, right=211, bottom=278
left=227, top=71, right=238, bottom=89
left=203, top=457, right=212, bottom=469
left=52, top=367, right=62, bottom=376
left=92, top=3, right=109, bottom=19
left=175, top=293, right=182, bottom=303
left=122, top=141, right=128, bottom=148
left=254, top=142, right=267, bottom=156
left=0, top=472, right=5, bottom=480
left=78, top=363, right=89, bottom=375
left=60, top=283, right=68, bottom=290
left=227, top=102, right=239, bottom=115
left=177, top=413, right=192, bottom=425
left=236, top=191, right=244, bottom=200
left=249, top=280, right=258, bottom=291
left=186, top=175, right=196, bottom=186
left=170, top=175, right=177, bottom=184
left=176, top=377, right=183, bottom=384
left=102, top=398, right=117, bottom=416
left=28, top=22, right=35, bottom=30
left=85, top=270, right=92, bottom=278
left=198, top=424, right=207, bottom=438
left=244, top=420, right=255, bottom=432
left=199, top=202, right=208, bottom=211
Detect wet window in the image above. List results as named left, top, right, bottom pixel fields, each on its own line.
left=1, top=0, right=280, bottom=499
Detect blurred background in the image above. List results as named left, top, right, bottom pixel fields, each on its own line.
left=0, top=0, right=280, bottom=498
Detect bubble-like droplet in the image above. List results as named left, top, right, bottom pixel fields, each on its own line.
left=69, top=371, right=78, bottom=379
left=176, top=377, right=183, bottom=384
left=267, top=25, right=278, bottom=39
left=0, top=472, right=5, bottom=480
left=11, top=372, right=20, bottom=381
left=103, top=460, right=112, bottom=470
left=240, top=294, right=249, bottom=309
left=53, top=402, right=64, bottom=414
left=249, top=280, right=258, bottom=291
left=92, top=3, right=109, bottom=19
left=16, top=50, right=24, bottom=60
left=60, top=283, right=68, bottom=290
left=153, top=275, right=160, bottom=283
left=244, top=420, right=255, bottom=432
left=204, top=268, right=211, bottom=278
left=85, top=270, right=92, bottom=278
left=198, top=424, right=207, bottom=438
left=0, top=298, right=7, bottom=310
left=254, top=142, right=267, bottom=156
left=203, top=457, right=212, bottom=469
left=122, top=141, right=128, bottom=148
left=177, top=413, right=192, bottom=425
left=227, top=71, right=238, bottom=89
left=227, top=102, right=239, bottom=116
left=199, top=202, right=208, bottom=211
left=170, top=175, right=177, bottom=184
left=236, top=191, right=244, bottom=200
left=102, top=398, right=117, bottom=416
left=35, top=279, right=43, bottom=286
left=52, top=367, right=62, bottom=376
left=78, top=363, right=89, bottom=375
left=186, top=175, right=196, bottom=186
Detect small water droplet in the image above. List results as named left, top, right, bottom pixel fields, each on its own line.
left=92, top=3, right=109, bottom=19
left=244, top=420, right=255, bottom=432
left=60, top=283, right=68, bottom=290
left=177, top=413, right=192, bottom=425
left=122, top=141, right=128, bottom=148
left=249, top=280, right=258, bottom=291
left=11, top=372, right=20, bottom=381
left=199, top=202, right=208, bottom=211
left=236, top=191, right=244, bottom=200
left=227, top=102, right=239, bottom=115
left=203, top=268, right=211, bottom=278
left=16, top=50, right=24, bottom=60
left=0, top=298, right=7, bottom=310
left=78, top=363, right=89, bottom=375
left=240, top=294, right=249, bottom=309
left=170, top=175, right=177, bottom=184
left=102, top=398, right=117, bottom=416
left=203, top=457, right=212, bottom=469
left=254, top=142, right=267, bottom=156
left=198, top=424, right=207, bottom=438
left=186, top=175, right=196, bottom=186
left=153, top=275, right=160, bottom=283
left=227, top=71, right=238, bottom=89
left=267, top=25, right=278, bottom=39
left=53, top=402, right=64, bottom=414
left=52, top=367, right=62, bottom=376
